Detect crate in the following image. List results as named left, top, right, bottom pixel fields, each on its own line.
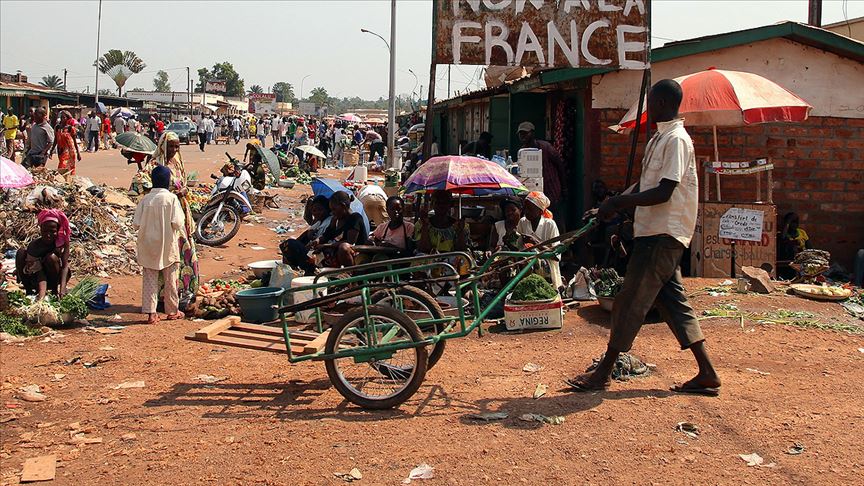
left=521, top=176, right=543, bottom=193
left=517, top=148, right=543, bottom=178
left=504, top=296, right=563, bottom=331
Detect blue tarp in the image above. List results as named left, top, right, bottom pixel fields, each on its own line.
left=310, top=178, right=370, bottom=234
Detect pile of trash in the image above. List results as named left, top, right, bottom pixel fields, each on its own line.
left=0, top=170, right=141, bottom=277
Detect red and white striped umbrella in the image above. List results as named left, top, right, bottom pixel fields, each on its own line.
left=611, top=68, right=812, bottom=133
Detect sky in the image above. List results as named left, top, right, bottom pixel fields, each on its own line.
left=1, top=0, right=862, bottom=102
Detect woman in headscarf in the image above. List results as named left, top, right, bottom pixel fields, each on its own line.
left=518, top=191, right=563, bottom=290
left=146, top=131, right=200, bottom=307
left=15, top=209, right=72, bottom=300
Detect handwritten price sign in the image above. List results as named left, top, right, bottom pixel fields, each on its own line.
left=719, top=208, right=764, bottom=242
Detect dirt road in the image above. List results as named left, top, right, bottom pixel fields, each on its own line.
left=2, top=143, right=863, bottom=485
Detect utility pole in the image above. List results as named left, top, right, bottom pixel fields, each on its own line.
left=186, top=67, right=191, bottom=117
left=808, top=0, right=822, bottom=27
left=387, top=0, right=397, bottom=169
left=447, top=66, right=451, bottom=98
left=94, top=0, right=103, bottom=106
left=63, top=69, right=67, bottom=91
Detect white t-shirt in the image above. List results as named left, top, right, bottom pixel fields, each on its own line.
left=87, top=117, right=101, bottom=131
left=517, top=216, right=562, bottom=289
left=633, top=118, right=698, bottom=247
left=272, top=120, right=280, bottom=132
left=232, top=118, right=241, bottom=131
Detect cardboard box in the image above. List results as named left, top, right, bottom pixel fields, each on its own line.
left=521, top=176, right=543, bottom=192
left=691, top=202, right=777, bottom=278
left=504, top=296, right=564, bottom=331
left=517, top=148, right=543, bottom=179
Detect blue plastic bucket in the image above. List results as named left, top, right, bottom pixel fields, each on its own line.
left=235, top=287, right=285, bottom=323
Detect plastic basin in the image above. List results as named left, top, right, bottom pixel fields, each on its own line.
left=248, top=260, right=279, bottom=278
left=235, top=287, right=285, bottom=323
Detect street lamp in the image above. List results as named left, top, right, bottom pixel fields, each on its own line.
left=300, top=74, right=312, bottom=101
left=361, top=1, right=397, bottom=169
left=408, top=68, right=419, bottom=105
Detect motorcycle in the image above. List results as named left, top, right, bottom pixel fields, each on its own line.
left=194, top=153, right=254, bottom=247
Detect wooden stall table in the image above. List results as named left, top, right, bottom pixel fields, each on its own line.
left=690, top=157, right=777, bottom=277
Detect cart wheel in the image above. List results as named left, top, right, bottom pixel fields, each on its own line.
left=324, top=305, right=428, bottom=410
left=371, top=286, right=447, bottom=370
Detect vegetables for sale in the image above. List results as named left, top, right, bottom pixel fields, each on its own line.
left=59, top=295, right=89, bottom=320
left=511, top=274, right=558, bottom=302
left=20, top=299, right=62, bottom=326
left=66, top=276, right=101, bottom=303
left=591, top=268, right=624, bottom=298
left=0, top=313, right=42, bottom=337
left=7, top=290, right=30, bottom=309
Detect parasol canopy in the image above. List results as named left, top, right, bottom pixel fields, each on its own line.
left=338, top=113, right=362, bottom=123
left=115, top=131, right=156, bottom=154
left=0, top=156, right=34, bottom=188
left=295, top=144, right=326, bottom=159
left=403, top=155, right=527, bottom=195
left=109, top=107, right=136, bottom=119
left=310, top=178, right=370, bottom=234
left=253, top=145, right=281, bottom=178
left=611, top=68, right=812, bottom=133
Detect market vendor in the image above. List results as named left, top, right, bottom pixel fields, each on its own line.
left=518, top=191, right=563, bottom=290
left=357, top=183, right=388, bottom=227
left=15, top=209, right=72, bottom=300
left=310, top=191, right=369, bottom=268
left=414, top=191, right=468, bottom=254
left=490, top=197, right=524, bottom=252
left=371, top=196, right=414, bottom=255
left=279, top=195, right=332, bottom=275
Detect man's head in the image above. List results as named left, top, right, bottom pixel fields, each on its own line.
left=33, top=108, right=46, bottom=124
left=478, top=131, right=493, bottom=145
left=517, top=121, right=535, bottom=146
left=151, top=165, right=172, bottom=189
left=647, top=79, right=683, bottom=123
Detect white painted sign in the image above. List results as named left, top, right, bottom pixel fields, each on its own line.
left=719, top=208, right=764, bottom=243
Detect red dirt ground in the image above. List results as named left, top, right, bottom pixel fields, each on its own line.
left=2, top=145, right=863, bottom=485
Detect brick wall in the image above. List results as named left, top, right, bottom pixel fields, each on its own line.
left=591, top=109, right=864, bottom=268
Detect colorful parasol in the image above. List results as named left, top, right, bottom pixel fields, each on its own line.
left=610, top=68, right=812, bottom=163
left=611, top=68, right=812, bottom=132
left=403, top=155, right=527, bottom=195
left=0, top=156, right=34, bottom=188
left=338, top=113, right=362, bottom=123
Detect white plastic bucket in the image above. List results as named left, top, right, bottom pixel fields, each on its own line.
left=291, top=276, right=327, bottom=324
left=351, top=165, right=368, bottom=183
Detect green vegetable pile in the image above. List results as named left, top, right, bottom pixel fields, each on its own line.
left=7, top=290, right=29, bottom=308
left=283, top=166, right=312, bottom=184
left=511, top=274, right=558, bottom=302
left=0, top=313, right=42, bottom=337
left=591, top=268, right=624, bottom=298
left=59, top=295, right=89, bottom=320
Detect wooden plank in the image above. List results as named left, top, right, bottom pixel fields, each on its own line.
left=230, top=322, right=320, bottom=342
left=219, top=330, right=289, bottom=346
left=302, top=329, right=331, bottom=354
left=194, top=316, right=240, bottom=340
left=205, top=334, right=297, bottom=354
left=20, top=455, right=56, bottom=482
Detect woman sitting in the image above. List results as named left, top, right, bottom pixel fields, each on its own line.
left=15, top=210, right=72, bottom=300
left=490, top=197, right=524, bottom=252
left=414, top=190, right=467, bottom=254
left=517, top=191, right=563, bottom=290
left=279, top=195, right=332, bottom=275
left=311, top=191, right=369, bottom=268
left=371, top=196, right=414, bottom=255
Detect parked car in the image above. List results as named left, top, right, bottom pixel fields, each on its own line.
left=166, top=121, right=197, bottom=144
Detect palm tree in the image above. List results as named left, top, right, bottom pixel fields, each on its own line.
left=249, top=84, right=263, bottom=94
left=40, top=75, right=64, bottom=90
left=97, top=49, right=146, bottom=96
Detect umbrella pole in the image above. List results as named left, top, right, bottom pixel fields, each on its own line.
left=713, top=126, right=722, bottom=201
